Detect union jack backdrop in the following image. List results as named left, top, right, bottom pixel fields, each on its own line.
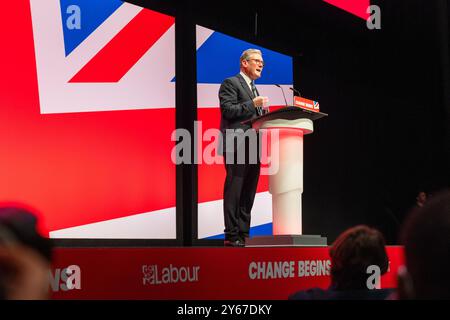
left=1, top=1, right=357, bottom=240
left=0, top=0, right=176, bottom=239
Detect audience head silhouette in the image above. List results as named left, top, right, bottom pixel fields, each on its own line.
left=399, top=190, right=450, bottom=299
left=0, top=206, right=53, bottom=300
left=289, top=225, right=391, bottom=300
left=330, top=225, right=389, bottom=290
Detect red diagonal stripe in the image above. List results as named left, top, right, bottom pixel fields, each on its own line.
left=323, top=0, right=370, bottom=20
left=69, top=9, right=174, bottom=83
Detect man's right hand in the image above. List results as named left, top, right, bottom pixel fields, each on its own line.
left=253, top=96, right=269, bottom=108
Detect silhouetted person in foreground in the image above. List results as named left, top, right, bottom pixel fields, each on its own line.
left=289, top=225, right=392, bottom=300
left=415, top=191, right=427, bottom=208
left=0, top=206, right=53, bottom=300
left=398, top=190, right=450, bottom=299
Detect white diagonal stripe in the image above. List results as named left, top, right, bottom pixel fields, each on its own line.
left=49, top=207, right=176, bottom=239
left=198, top=191, right=272, bottom=238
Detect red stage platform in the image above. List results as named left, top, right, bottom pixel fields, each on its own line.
left=50, top=246, right=404, bottom=300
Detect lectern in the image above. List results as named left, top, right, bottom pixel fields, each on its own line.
left=244, top=104, right=328, bottom=247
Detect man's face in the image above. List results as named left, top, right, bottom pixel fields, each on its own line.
left=417, top=192, right=427, bottom=203
left=242, top=53, right=264, bottom=80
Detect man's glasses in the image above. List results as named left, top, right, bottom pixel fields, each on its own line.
left=247, top=58, right=265, bottom=67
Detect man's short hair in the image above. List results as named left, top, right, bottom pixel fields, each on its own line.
left=329, top=225, right=389, bottom=290
left=240, top=49, right=262, bottom=64
left=400, top=190, right=450, bottom=299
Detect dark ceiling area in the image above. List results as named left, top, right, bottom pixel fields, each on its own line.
left=128, top=0, right=369, bottom=56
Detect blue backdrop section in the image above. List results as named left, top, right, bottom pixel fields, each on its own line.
left=60, top=0, right=124, bottom=56
left=204, top=223, right=273, bottom=240
left=196, top=30, right=293, bottom=85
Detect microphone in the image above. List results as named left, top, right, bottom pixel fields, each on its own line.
left=275, top=84, right=288, bottom=107
left=289, top=87, right=302, bottom=97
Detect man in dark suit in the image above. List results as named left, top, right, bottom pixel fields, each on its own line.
left=218, top=49, right=269, bottom=247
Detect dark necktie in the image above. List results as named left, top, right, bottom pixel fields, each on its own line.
left=250, top=81, right=262, bottom=116
left=250, top=81, right=258, bottom=98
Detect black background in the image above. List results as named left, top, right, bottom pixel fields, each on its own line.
left=127, top=0, right=450, bottom=245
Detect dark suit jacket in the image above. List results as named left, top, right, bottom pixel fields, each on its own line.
left=219, top=73, right=259, bottom=131
left=218, top=73, right=260, bottom=154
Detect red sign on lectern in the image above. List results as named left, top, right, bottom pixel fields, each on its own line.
left=294, top=96, right=320, bottom=112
